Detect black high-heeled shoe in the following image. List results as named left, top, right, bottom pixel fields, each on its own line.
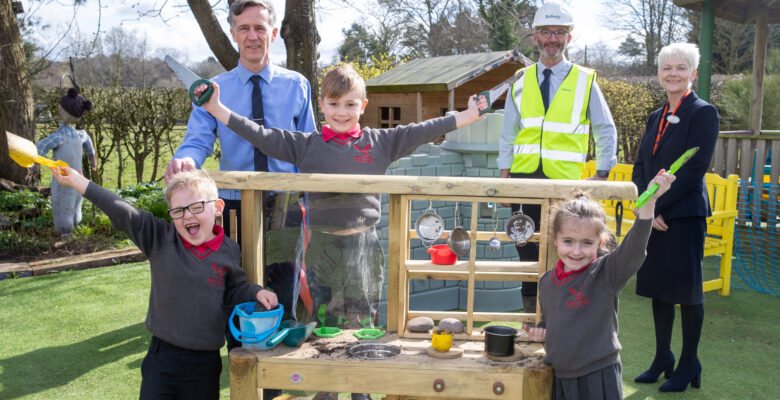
left=634, top=351, right=675, bottom=383
left=659, top=360, right=702, bottom=392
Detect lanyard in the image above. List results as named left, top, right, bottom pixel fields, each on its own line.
left=653, top=89, right=690, bottom=155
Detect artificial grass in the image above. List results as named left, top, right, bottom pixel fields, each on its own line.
left=1, top=261, right=778, bottom=399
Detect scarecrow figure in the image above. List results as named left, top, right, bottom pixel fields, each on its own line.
left=35, top=87, right=97, bottom=237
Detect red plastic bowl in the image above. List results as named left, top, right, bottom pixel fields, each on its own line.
left=427, top=244, right=457, bottom=265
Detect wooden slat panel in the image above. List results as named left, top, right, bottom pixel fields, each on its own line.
left=465, top=201, right=479, bottom=335
left=257, top=361, right=527, bottom=398
left=406, top=194, right=547, bottom=204
left=755, top=140, right=766, bottom=180
left=772, top=140, right=780, bottom=185
left=408, top=270, right=539, bottom=281
left=726, top=137, right=738, bottom=175
left=409, top=229, right=541, bottom=243
left=240, top=190, right=263, bottom=285
left=209, top=171, right=637, bottom=200
left=229, top=348, right=258, bottom=400
left=740, top=138, right=754, bottom=181
left=406, top=259, right=540, bottom=272
left=406, top=310, right=535, bottom=323
left=387, top=194, right=403, bottom=333
left=712, top=138, right=724, bottom=175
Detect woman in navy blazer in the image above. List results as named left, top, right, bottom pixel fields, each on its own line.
left=631, top=43, right=719, bottom=393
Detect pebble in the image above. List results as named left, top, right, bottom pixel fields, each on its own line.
left=438, top=318, right=464, bottom=333
left=407, top=316, right=434, bottom=332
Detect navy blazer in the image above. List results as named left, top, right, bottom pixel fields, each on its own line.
left=632, top=91, right=719, bottom=220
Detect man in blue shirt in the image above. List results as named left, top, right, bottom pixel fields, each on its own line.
left=164, top=0, right=316, bottom=358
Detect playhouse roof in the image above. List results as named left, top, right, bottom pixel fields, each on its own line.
left=674, top=0, right=780, bottom=24
left=366, top=50, right=530, bottom=94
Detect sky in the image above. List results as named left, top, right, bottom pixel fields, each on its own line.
left=24, top=0, right=622, bottom=67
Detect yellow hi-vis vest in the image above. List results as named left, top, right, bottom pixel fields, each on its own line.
left=510, top=64, right=595, bottom=179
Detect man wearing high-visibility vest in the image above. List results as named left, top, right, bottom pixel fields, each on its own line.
left=498, top=2, right=618, bottom=314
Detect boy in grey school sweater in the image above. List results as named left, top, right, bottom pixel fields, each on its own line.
left=193, top=64, right=487, bottom=337
left=50, top=166, right=277, bottom=400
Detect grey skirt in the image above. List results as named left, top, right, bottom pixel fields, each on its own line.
left=553, top=363, right=622, bottom=400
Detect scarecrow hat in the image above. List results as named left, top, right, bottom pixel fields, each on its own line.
left=60, top=87, right=93, bottom=118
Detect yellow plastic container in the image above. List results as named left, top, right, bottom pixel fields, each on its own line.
left=431, top=329, right=453, bottom=352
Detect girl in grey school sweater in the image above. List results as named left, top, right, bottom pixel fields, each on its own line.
left=524, top=171, right=676, bottom=400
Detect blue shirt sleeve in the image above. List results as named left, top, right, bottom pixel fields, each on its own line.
left=295, top=78, right=317, bottom=133
left=587, top=80, right=618, bottom=172
left=175, top=104, right=218, bottom=169
left=80, top=130, right=96, bottom=159
left=37, top=129, right=64, bottom=157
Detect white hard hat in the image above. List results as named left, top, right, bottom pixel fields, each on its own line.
left=532, top=2, right=574, bottom=29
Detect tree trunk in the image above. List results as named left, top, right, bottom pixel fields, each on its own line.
left=281, top=0, right=321, bottom=124
left=0, top=0, right=36, bottom=186
left=188, top=0, right=239, bottom=70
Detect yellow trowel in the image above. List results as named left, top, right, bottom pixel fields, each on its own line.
left=5, top=131, right=69, bottom=170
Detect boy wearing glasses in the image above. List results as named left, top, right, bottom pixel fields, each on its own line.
left=497, top=1, right=618, bottom=315
left=49, top=166, right=277, bottom=400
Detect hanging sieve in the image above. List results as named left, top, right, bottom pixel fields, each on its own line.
left=415, top=201, right=444, bottom=247
left=505, top=205, right=535, bottom=246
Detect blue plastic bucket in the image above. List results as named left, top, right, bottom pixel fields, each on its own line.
left=229, top=302, right=284, bottom=350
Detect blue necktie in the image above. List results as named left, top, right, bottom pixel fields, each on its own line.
left=540, top=68, right=552, bottom=112
left=249, top=75, right=268, bottom=172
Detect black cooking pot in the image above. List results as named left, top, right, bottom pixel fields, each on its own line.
left=484, top=325, right=518, bottom=357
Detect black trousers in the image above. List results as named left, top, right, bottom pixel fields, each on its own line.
left=139, top=336, right=221, bottom=400
left=510, top=170, right=546, bottom=297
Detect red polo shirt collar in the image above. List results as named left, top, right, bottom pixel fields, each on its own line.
left=554, top=258, right=595, bottom=281
left=181, top=224, right=224, bottom=255
left=322, top=124, right=362, bottom=142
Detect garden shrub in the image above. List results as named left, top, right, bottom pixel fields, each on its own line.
left=597, top=78, right=656, bottom=164
left=718, top=74, right=780, bottom=131
left=39, top=87, right=191, bottom=187
left=0, top=189, right=50, bottom=212
left=117, top=181, right=171, bottom=222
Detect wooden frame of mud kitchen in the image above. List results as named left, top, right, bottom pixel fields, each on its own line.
left=207, top=171, right=636, bottom=400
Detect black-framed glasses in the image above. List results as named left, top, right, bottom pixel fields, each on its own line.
left=537, top=29, right=569, bottom=39
left=167, top=200, right=217, bottom=219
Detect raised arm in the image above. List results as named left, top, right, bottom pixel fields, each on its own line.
left=194, top=82, right=232, bottom=126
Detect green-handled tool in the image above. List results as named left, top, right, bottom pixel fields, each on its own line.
left=635, top=147, right=699, bottom=208
left=164, top=55, right=213, bottom=106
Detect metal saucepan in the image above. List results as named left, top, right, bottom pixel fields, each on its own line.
left=448, top=202, right=471, bottom=257
left=484, top=325, right=518, bottom=357
left=505, top=207, right=535, bottom=246
left=415, top=201, right=444, bottom=247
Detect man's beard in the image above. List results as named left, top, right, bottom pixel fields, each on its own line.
left=537, top=41, right=565, bottom=60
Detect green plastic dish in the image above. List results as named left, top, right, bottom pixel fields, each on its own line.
left=312, top=326, right=343, bottom=338
left=324, top=316, right=350, bottom=329
left=353, top=328, right=385, bottom=340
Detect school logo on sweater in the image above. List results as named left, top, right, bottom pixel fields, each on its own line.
left=208, top=264, right=230, bottom=287
left=353, top=143, right=373, bottom=163
left=567, top=287, right=590, bottom=308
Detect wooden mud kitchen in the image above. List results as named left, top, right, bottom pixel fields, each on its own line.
left=208, top=171, right=636, bottom=400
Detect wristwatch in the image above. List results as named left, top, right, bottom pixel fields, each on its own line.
left=596, top=170, right=610, bottom=178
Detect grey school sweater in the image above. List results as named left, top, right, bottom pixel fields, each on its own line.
left=85, top=182, right=262, bottom=351
left=537, top=218, right=652, bottom=379
left=227, top=113, right=457, bottom=231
